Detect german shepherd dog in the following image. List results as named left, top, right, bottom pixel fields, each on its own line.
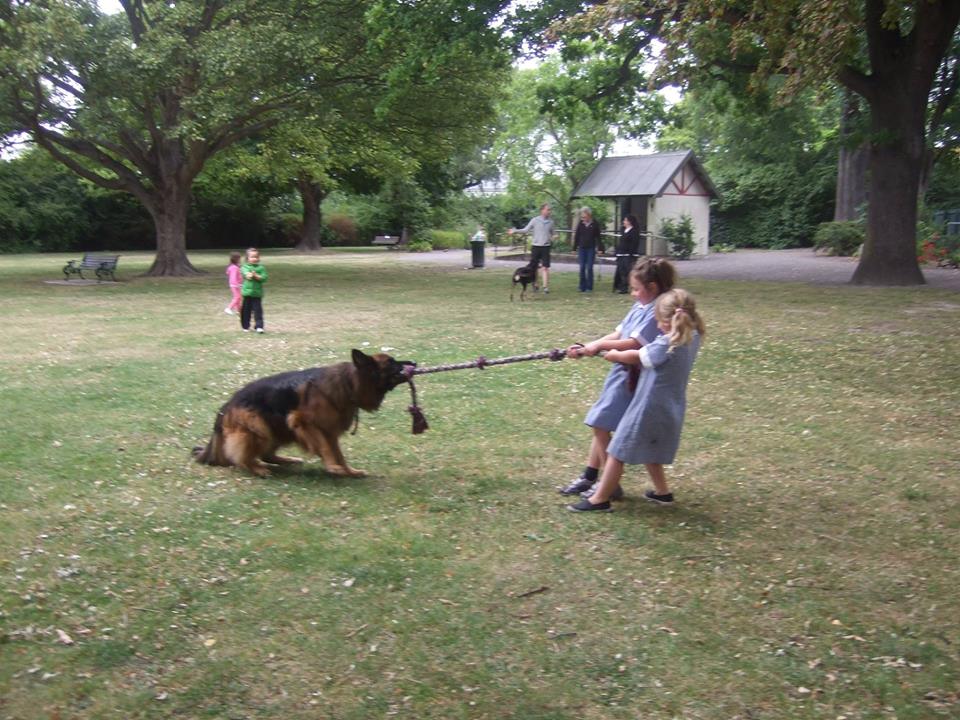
left=193, top=349, right=413, bottom=477
left=510, top=258, right=540, bottom=301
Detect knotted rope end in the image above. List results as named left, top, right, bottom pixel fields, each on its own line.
left=408, top=404, right=429, bottom=434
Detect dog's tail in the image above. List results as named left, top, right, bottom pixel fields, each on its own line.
left=192, top=410, right=229, bottom=465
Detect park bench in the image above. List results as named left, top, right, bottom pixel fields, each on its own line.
left=62, top=253, right=121, bottom=282
left=372, top=234, right=406, bottom=250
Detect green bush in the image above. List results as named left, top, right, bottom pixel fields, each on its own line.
left=325, top=213, right=358, bottom=246
left=660, top=214, right=696, bottom=260
left=424, top=229, right=467, bottom=250
left=813, top=221, right=864, bottom=256
left=406, top=239, right=433, bottom=252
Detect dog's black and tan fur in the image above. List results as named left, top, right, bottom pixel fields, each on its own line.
left=510, top=258, right=540, bottom=301
left=193, top=349, right=412, bottom=477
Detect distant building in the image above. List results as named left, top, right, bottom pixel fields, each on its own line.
left=573, top=151, right=719, bottom=256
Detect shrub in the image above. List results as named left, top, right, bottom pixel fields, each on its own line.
left=275, top=213, right=302, bottom=245
left=813, top=221, right=864, bottom=257
left=325, top=213, right=358, bottom=246
left=406, top=239, right=433, bottom=253
left=917, top=230, right=960, bottom=266
left=660, top=214, right=696, bottom=260
left=425, top=229, right=467, bottom=250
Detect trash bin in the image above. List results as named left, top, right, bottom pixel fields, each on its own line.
left=470, top=228, right=486, bottom=268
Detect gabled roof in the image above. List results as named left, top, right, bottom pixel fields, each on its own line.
left=573, top=150, right=719, bottom=199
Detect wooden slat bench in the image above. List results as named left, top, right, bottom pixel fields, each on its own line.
left=372, top=234, right=404, bottom=249
left=62, top=253, right=120, bottom=282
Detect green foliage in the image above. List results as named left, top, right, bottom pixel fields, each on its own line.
left=660, top=82, right=837, bottom=249
left=813, top=221, right=865, bottom=256
left=0, top=0, right=512, bottom=272
left=424, top=230, right=467, bottom=250
left=926, top=150, right=960, bottom=210
left=0, top=152, right=91, bottom=252
left=324, top=214, right=358, bottom=246
left=659, top=213, right=696, bottom=259
left=405, top=239, right=433, bottom=252
left=494, top=59, right=619, bottom=227
left=0, top=151, right=159, bottom=252
left=275, top=214, right=303, bottom=246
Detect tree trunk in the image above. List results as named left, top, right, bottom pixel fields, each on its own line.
left=834, top=91, right=868, bottom=222
left=143, top=182, right=202, bottom=277
left=854, top=156, right=925, bottom=284
left=851, top=109, right=926, bottom=285
left=846, top=0, right=960, bottom=285
left=295, top=175, right=325, bottom=252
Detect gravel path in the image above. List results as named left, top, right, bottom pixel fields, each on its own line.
left=394, top=247, right=960, bottom=291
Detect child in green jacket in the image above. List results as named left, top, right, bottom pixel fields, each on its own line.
left=240, top=247, right=268, bottom=333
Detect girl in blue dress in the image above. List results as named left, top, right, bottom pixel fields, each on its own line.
left=559, top=259, right=677, bottom=498
left=569, top=288, right=705, bottom=512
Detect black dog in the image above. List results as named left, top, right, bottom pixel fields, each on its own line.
left=510, top=259, right=540, bottom=301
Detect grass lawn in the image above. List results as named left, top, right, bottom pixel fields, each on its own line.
left=1, top=249, right=959, bottom=719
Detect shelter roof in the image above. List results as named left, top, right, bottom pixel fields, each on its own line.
left=573, top=150, right=719, bottom=199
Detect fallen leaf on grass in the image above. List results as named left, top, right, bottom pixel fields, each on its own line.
left=55, top=629, right=73, bottom=645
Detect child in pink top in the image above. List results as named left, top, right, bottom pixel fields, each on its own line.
left=224, top=251, right=243, bottom=315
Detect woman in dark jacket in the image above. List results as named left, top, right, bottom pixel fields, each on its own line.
left=572, top=206, right=603, bottom=292
left=613, top=214, right=641, bottom=293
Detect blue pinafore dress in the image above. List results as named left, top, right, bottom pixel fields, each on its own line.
left=607, top=332, right=701, bottom=465
left=583, top=302, right=660, bottom=431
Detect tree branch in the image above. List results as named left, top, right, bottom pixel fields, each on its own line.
left=119, top=0, right=149, bottom=42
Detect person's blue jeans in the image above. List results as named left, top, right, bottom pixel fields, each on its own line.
left=578, top=247, right=596, bottom=291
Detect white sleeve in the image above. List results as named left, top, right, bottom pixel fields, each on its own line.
left=639, top=346, right=654, bottom=369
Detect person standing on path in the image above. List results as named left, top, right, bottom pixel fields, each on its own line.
left=572, top=206, right=603, bottom=292
left=508, top=203, right=555, bottom=293
left=613, top=214, right=641, bottom=294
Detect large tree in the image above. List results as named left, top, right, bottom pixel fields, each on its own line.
left=0, top=0, right=509, bottom=275
left=493, top=53, right=665, bottom=229
left=542, top=0, right=960, bottom=284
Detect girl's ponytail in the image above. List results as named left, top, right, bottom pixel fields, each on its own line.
left=656, top=289, right=705, bottom=351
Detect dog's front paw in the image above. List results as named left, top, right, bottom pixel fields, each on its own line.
left=326, top=465, right=366, bottom=478
left=247, top=463, right=272, bottom=478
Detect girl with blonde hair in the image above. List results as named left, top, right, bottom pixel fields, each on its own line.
left=569, top=288, right=705, bottom=512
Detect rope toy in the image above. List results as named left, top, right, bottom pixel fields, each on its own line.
left=403, top=348, right=568, bottom=434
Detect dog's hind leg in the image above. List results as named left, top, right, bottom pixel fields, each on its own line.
left=223, top=430, right=272, bottom=477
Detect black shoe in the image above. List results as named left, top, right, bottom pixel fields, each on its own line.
left=558, top=476, right=595, bottom=496
left=567, top=498, right=612, bottom=513
left=643, top=490, right=674, bottom=506
left=580, top=483, right=624, bottom=501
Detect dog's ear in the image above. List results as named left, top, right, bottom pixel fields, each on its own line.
left=351, top=348, right=375, bottom=371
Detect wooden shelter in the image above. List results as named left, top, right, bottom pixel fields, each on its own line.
left=573, top=151, right=719, bottom=256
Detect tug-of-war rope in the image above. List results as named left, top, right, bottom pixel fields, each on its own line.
left=402, top=348, right=570, bottom=434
